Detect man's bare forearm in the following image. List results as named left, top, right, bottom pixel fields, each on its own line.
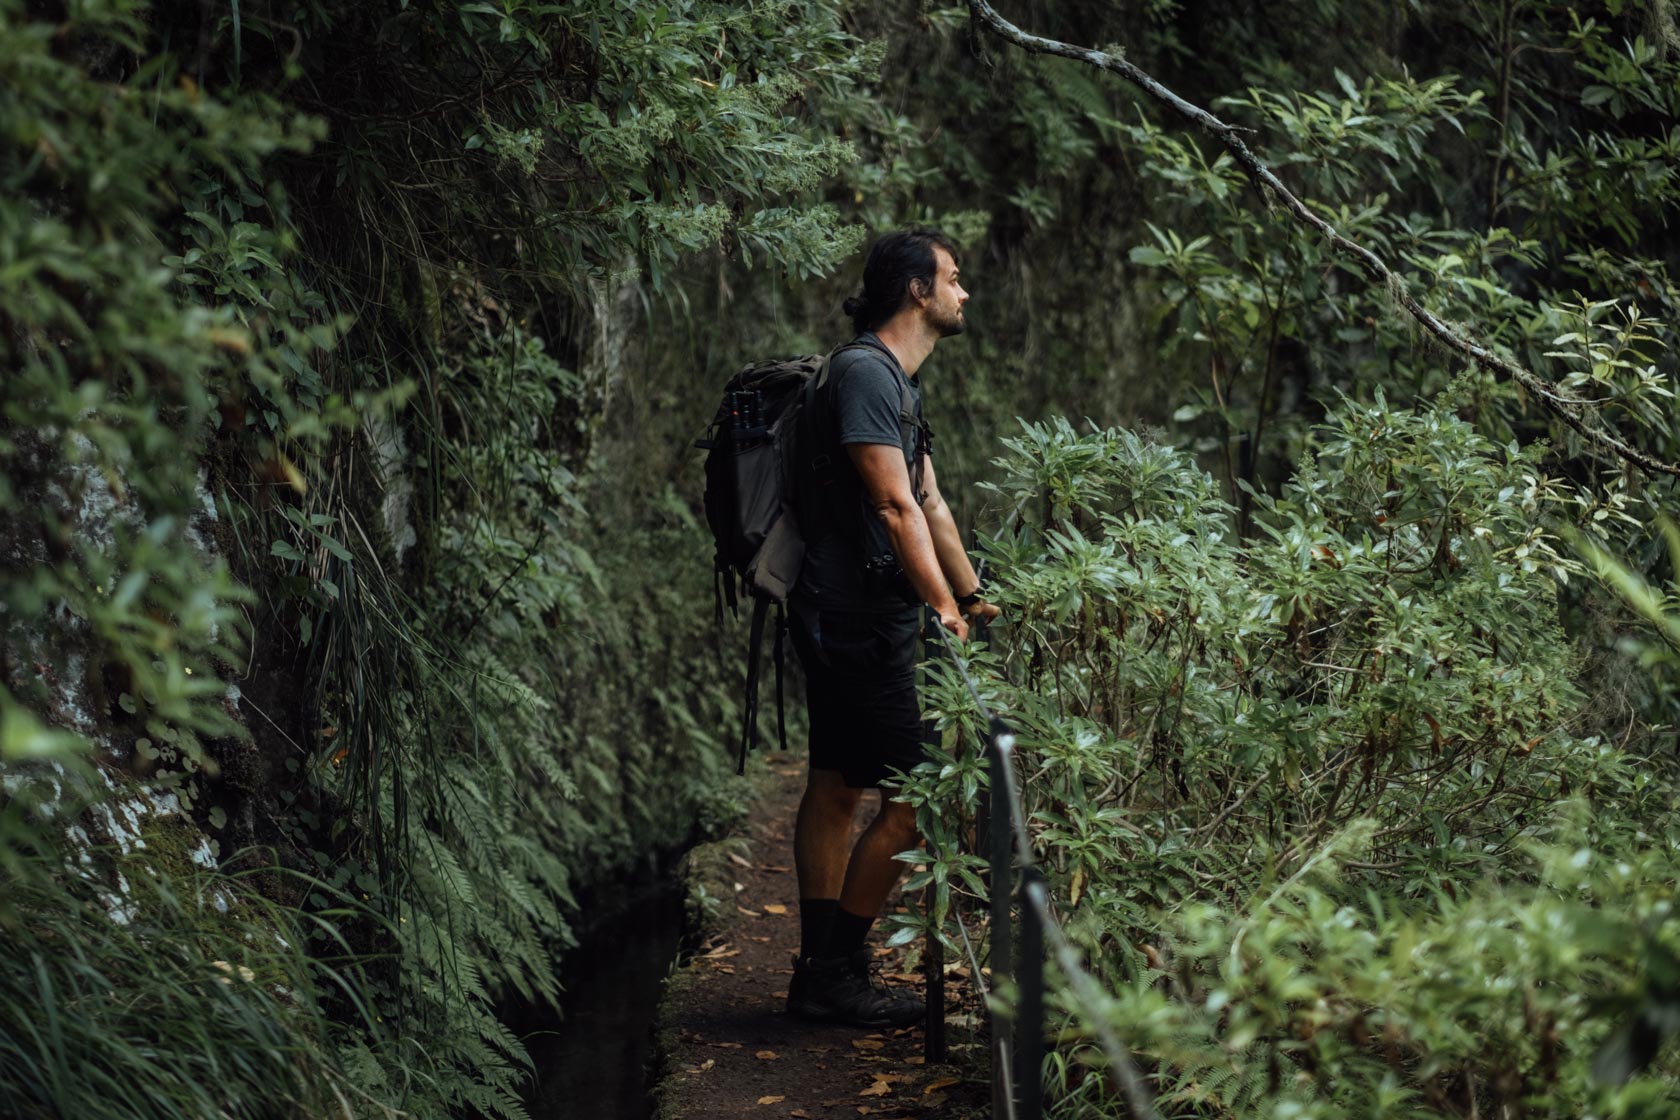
left=876, top=499, right=957, bottom=614
left=924, top=497, right=979, bottom=595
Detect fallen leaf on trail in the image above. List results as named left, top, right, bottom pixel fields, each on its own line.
left=851, top=1039, right=885, bottom=1051
left=756, top=1096, right=784, bottom=1106
left=712, top=1042, right=743, bottom=1049
left=730, top=853, right=753, bottom=869
left=789, top=1111, right=812, bottom=1118
left=762, top=903, right=789, bottom=915
left=686, top=1058, right=715, bottom=1073
left=924, top=1077, right=960, bottom=1093
left=749, top=935, right=771, bottom=943
left=859, top=1079, right=891, bottom=1097
left=700, top=945, right=740, bottom=959
left=762, top=865, right=791, bottom=873
left=756, top=1050, right=779, bottom=1060
left=903, top=1055, right=925, bottom=1065
left=737, top=906, right=761, bottom=917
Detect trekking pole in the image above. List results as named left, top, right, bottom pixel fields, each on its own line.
left=922, top=608, right=996, bottom=1065
left=925, top=585, right=998, bottom=1067
left=922, top=604, right=948, bottom=1065
left=929, top=615, right=1021, bottom=1115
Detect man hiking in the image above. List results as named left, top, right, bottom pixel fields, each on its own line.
left=786, top=229, right=1001, bottom=1028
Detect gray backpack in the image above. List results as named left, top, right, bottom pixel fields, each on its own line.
left=697, top=339, right=922, bottom=772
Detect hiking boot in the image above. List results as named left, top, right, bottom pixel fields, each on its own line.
left=787, top=949, right=924, bottom=1028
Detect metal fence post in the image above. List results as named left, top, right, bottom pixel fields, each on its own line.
left=988, top=719, right=1016, bottom=1119
left=923, top=612, right=1162, bottom=1120
left=1017, top=872, right=1047, bottom=1120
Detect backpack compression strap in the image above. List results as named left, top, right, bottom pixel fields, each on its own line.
left=737, top=597, right=792, bottom=775
left=773, top=603, right=788, bottom=755
left=713, top=552, right=738, bottom=627
left=738, top=596, right=769, bottom=774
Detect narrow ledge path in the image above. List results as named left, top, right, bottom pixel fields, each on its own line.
left=655, top=755, right=988, bottom=1120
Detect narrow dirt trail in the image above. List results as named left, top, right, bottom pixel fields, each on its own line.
left=656, top=755, right=987, bottom=1119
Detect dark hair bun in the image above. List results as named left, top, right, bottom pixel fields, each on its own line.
left=844, top=229, right=956, bottom=334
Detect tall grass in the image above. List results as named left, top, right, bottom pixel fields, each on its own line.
left=0, top=833, right=391, bottom=1120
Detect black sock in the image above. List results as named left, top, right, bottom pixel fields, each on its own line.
left=799, top=898, right=839, bottom=961
left=826, top=908, right=874, bottom=958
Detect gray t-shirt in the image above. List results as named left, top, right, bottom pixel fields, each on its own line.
left=795, top=335, right=926, bottom=612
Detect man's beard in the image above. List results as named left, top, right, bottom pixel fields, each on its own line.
left=933, top=308, right=967, bottom=338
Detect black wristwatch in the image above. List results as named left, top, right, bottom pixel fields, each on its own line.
left=955, top=585, right=985, bottom=609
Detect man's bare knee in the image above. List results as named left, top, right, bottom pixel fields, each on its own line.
left=804, top=768, right=861, bottom=815
left=876, top=800, right=920, bottom=845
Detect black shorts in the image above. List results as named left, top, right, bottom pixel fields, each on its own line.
left=788, top=601, right=928, bottom=789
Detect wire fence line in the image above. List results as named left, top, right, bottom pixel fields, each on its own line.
left=919, top=614, right=1163, bottom=1120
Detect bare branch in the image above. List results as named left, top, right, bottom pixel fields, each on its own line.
left=966, top=0, right=1680, bottom=478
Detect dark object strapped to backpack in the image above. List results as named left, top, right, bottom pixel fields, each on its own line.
left=696, top=337, right=929, bottom=774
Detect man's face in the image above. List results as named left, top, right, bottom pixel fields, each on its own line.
left=921, top=247, right=969, bottom=338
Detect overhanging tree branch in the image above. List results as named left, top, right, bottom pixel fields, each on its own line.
left=966, top=0, right=1680, bottom=478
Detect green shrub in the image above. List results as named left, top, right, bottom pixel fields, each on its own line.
left=0, top=828, right=384, bottom=1120
left=899, top=405, right=1680, bottom=1116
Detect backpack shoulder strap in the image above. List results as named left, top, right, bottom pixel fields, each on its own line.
left=888, top=371, right=927, bottom=504
left=828, top=337, right=922, bottom=434
left=820, top=337, right=930, bottom=501
left=858, top=339, right=929, bottom=503
left=815, top=339, right=877, bottom=393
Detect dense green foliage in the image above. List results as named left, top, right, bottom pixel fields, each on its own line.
left=4, top=0, right=1680, bottom=1116
left=908, top=414, right=1677, bottom=1115
left=1, top=0, right=869, bottom=1114
left=880, top=2, right=1680, bottom=1116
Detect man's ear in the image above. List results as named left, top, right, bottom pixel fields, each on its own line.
left=909, top=277, right=931, bottom=304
